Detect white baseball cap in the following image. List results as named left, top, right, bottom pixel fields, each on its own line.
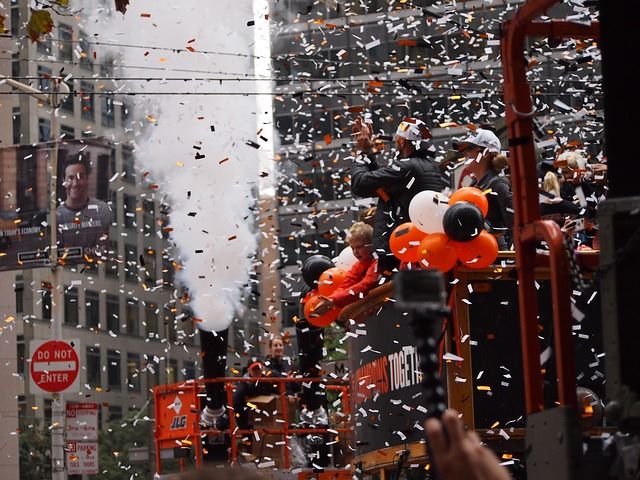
left=458, top=128, right=501, bottom=153
left=396, top=117, right=432, bottom=142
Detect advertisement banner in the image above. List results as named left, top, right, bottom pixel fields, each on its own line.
left=0, top=138, right=113, bottom=271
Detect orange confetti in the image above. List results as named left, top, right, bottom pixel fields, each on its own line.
left=140, top=13, right=151, bottom=17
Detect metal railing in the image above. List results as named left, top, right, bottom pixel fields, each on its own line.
left=153, top=376, right=351, bottom=474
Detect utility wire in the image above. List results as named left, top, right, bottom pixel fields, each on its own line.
left=4, top=75, right=602, bottom=86
left=0, top=90, right=602, bottom=98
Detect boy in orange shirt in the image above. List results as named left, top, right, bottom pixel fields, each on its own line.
left=313, top=222, right=380, bottom=315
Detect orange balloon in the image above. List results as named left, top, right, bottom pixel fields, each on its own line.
left=453, top=231, right=499, bottom=269
left=303, top=294, right=340, bottom=327
left=417, top=233, right=458, bottom=272
left=318, top=267, right=348, bottom=296
left=389, top=222, right=427, bottom=263
left=450, top=187, right=489, bottom=217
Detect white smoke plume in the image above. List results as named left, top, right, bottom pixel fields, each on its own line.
left=85, top=0, right=274, bottom=331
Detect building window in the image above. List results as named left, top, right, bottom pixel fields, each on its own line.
left=108, top=189, right=118, bottom=225
left=37, top=65, right=52, bottom=92
left=86, top=347, right=101, bottom=387
left=17, top=335, right=25, bottom=376
left=165, top=311, right=176, bottom=343
left=144, top=247, right=156, bottom=285
left=37, top=34, right=52, bottom=55
left=85, top=290, right=100, bottom=329
left=60, top=80, right=74, bottom=113
left=80, top=81, right=94, bottom=121
left=101, top=92, right=115, bottom=127
left=106, top=294, right=119, bottom=332
left=44, top=399, right=53, bottom=426
left=79, top=35, right=93, bottom=70
left=100, top=57, right=114, bottom=77
left=167, top=359, right=178, bottom=384
left=58, top=24, right=73, bottom=61
left=121, top=102, right=131, bottom=126
left=145, top=355, right=160, bottom=387
left=123, top=194, right=137, bottom=229
left=122, top=146, right=136, bottom=184
left=108, top=405, right=122, bottom=422
left=15, top=278, right=24, bottom=314
left=38, top=118, right=51, bottom=142
left=12, top=110, right=21, bottom=145
left=64, top=287, right=78, bottom=326
left=162, top=258, right=175, bottom=289
left=125, top=300, right=138, bottom=336
left=144, top=302, right=158, bottom=338
left=42, top=289, right=52, bottom=320
left=183, top=361, right=196, bottom=381
left=107, top=349, right=121, bottom=391
left=105, top=240, right=119, bottom=278
left=143, top=200, right=155, bottom=236
left=60, top=124, right=75, bottom=139
left=127, top=353, right=141, bottom=393
left=125, top=243, right=138, bottom=282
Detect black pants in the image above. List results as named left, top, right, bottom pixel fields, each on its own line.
left=296, top=319, right=325, bottom=410
left=199, top=328, right=229, bottom=410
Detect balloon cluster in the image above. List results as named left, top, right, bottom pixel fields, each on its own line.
left=300, top=255, right=349, bottom=327
left=389, top=187, right=499, bottom=272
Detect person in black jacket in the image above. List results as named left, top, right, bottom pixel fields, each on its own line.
left=350, top=117, right=446, bottom=273
left=263, top=336, right=298, bottom=396
left=457, top=129, right=514, bottom=249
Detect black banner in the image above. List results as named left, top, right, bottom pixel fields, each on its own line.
left=348, top=303, right=429, bottom=456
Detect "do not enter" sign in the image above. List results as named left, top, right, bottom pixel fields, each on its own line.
left=29, top=340, right=80, bottom=394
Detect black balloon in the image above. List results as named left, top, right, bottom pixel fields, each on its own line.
left=301, top=255, right=334, bottom=289
left=443, top=201, right=484, bottom=242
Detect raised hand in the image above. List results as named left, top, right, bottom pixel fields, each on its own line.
left=352, top=117, right=374, bottom=153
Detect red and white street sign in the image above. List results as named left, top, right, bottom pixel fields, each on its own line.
left=66, top=403, right=98, bottom=441
left=29, top=339, right=80, bottom=394
left=66, top=441, right=99, bottom=475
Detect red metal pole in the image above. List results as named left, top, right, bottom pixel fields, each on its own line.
left=278, top=381, right=291, bottom=469
left=522, top=222, right=577, bottom=407
left=502, top=14, right=545, bottom=414
left=226, top=382, right=238, bottom=465
left=153, top=386, right=162, bottom=475
left=501, top=0, right=598, bottom=413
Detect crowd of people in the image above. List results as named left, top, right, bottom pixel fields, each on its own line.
left=195, top=114, right=607, bottom=476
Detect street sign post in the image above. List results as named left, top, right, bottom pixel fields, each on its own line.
left=29, top=339, right=80, bottom=395
left=66, top=441, right=99, bottom=476
left=66, top=403, right=98, bottom=442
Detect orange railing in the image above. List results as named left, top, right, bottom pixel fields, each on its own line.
left=153, top=376, right=351, bottom=474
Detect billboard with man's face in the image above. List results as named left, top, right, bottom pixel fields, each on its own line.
left=0, top=138, right=113, bottom=271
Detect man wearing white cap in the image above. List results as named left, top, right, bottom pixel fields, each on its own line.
left=457, top=128, right=513, bottom=249
left=350, top=117, right=446, bottom=273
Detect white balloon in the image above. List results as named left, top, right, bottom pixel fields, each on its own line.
left=409, top=191, right=450, bottom=234
left=333, top=246, right=358, bottom=270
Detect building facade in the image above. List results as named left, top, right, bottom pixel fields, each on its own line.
left=1, top=2, right=201, bottom=476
